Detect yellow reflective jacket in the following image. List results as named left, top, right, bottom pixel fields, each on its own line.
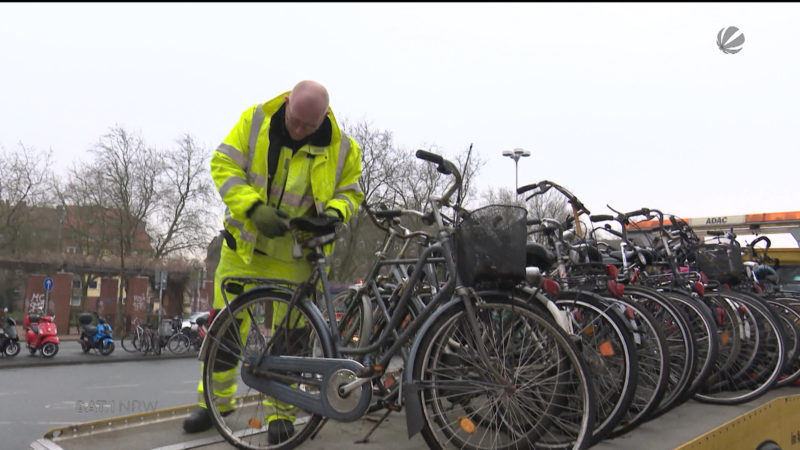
left=211, top=91, right=364, bottom=265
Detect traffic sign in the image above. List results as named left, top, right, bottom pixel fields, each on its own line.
left=44, top=277, right=53, bottom=292
left=155, top=270, right=168, bottom=290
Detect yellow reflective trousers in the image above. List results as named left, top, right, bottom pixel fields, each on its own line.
left=197, top=243, right=312, bottom=422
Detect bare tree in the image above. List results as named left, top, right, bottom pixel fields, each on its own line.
left=0, top=143, right=54, bottom=255
left=88, top=126, right=160, bottom=329
left=148, top=133, right=218, bottom=259
left=331, top=122, right=485, bottom=282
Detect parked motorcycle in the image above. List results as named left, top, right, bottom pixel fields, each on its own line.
left=0, top=313, right=20, bottom=357
left=24, top=314, right=59, bottom=358
left=78, top=313, right=115, bottom=356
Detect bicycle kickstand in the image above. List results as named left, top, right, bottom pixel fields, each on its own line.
left=355, top=408, right=394, bottom=444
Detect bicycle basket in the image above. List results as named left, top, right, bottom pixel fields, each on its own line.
left=693, top=241, right=745, bottom=285
left=454, top=204, right=527, bottom=287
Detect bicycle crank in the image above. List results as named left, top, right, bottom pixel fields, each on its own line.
left=240, top=356, right=373, bottom=422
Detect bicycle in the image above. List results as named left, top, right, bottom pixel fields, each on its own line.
left=199, top=150, right=596, bottom=450
left=121, top=318, right=145, bottom=353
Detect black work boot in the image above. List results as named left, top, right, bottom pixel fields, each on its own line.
left=183, top=407, right=212, bottom=433
left=268, top=418, right=295, bottom=444
left=182, top=407, right=233, bottom=433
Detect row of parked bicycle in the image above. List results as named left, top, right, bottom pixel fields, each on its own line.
left=0, top=309, right=213, bottom=359
left=119, top=314, right=207, bottom=356
left=182, top=150, right=799, bottom=450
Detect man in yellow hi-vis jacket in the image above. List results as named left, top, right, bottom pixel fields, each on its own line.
left=183, top=80, right=364, bottom=444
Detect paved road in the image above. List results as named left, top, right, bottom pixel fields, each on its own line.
left=1, top=358, right=202, bottom=450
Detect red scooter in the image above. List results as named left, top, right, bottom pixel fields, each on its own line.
left=24, top=314, right=59, bottom=358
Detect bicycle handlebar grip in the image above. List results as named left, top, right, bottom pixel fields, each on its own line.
left=415, top=149, right=443, bottom=165
left=590, top=214, right=615, bottom=222
left=707, top=230, right=724, bottom=236
left=527, top=218, right=542, bottom=226
left=517, top=183, right=538, bottom=195
left=374, top=209, right=403, bottom=219
left=624, top=208, right=650, bottom=220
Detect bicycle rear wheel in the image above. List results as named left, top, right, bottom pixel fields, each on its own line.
left=412, top=293, right=596, bottom=450
left=202, top=287, right=332, bottom=450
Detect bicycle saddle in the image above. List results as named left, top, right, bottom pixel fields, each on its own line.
left=526, top=242, right=556, bottom=271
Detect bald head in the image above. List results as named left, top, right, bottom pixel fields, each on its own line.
left=284, top=80, right=330, bottom=141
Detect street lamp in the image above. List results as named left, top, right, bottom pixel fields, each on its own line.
left=502, top=148, right=531, bottom=194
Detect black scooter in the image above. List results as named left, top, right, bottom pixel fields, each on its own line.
left=0, top=311, right=20, bottom=357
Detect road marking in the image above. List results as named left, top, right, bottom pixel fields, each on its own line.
left=0, top=391, right=28, bottom=396
left=44, top=401, right=76, bottom=409
left=85, top=384, right=140, bottom=390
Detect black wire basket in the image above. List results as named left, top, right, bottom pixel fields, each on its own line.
left=454, top=204, right=528, bottom=287
left=693, top=241, right=745, bottom=285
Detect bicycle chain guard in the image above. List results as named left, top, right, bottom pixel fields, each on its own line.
left=240, top=356, right=372, bottom=422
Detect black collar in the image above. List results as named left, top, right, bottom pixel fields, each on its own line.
left=271, top=103, right=332, bottom=149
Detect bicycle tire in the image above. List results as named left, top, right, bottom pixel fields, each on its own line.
left=202, top=287, right=332, bottom=450
left=412, top=293, right=596, bottom=450
left=121, top=331, right=139, bottom=353
left=658, top=289, right=720, bottom=397
left=605, top=296, right=670, bottom=437
left=621, top=285, right=696, bottom=418
left=767, top=299, right=800, bottom=387
left=168, top=333, right=191, bottom=354
left=555, top=290, right=638, bottom=444
left=694, top=290, right=785, bottom=404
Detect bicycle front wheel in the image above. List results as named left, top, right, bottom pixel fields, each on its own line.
left=412, top=293, right=596, bottom=450
left=121, top=331, right=140, bottom=353
left=168, top=333, right=191, bottom=354
left=202, top=287, right=332, bottom=450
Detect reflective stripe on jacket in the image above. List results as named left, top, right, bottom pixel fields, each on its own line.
left=211, top=91, right=364, bottom=265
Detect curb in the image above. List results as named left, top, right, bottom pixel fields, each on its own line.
left=0, top=346, right=198, bottom=370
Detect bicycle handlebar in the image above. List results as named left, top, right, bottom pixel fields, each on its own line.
left=519, top=180, right=591, bottom=216
left=415, top=149, right=443, bottom=165
left=414, top=149, right=462, bottom=207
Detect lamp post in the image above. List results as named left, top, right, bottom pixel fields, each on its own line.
left=502, top=148, right=531, bottom=194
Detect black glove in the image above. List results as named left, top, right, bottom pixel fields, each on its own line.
left=249, top=203, right=289, bottom=238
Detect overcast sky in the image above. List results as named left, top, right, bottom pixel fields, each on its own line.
left=2, top=3, right=798, bottom=244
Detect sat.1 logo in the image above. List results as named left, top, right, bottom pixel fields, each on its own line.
left=717, top=26, right=745, bottom=54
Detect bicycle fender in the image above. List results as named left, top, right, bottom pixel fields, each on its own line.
left=403, top=296, right=463, bottom=438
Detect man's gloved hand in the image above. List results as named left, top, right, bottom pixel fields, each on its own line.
left=249, top=203, right=289, bottom=238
